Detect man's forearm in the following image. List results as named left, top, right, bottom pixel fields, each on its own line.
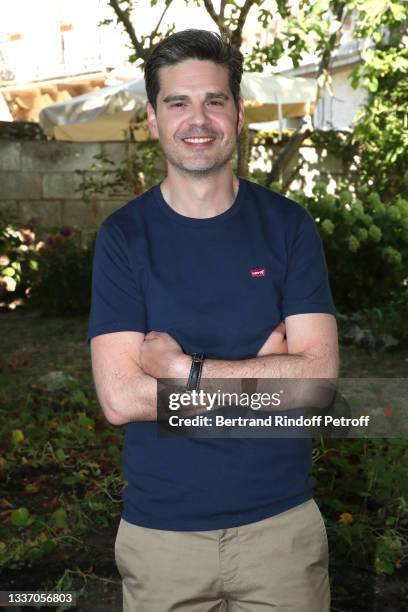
left=180, top=352, right=338, bottom=415
left=200, top=352, right=338, bottom=380
left=109, top=350, right=338, bottom=425
left=101, top=372, right=158, bottom=425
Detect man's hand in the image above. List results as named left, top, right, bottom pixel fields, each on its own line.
left=140, top=331, right=190, bottom=379
left=257, top=322, right=288, bottom=356
left=140, top=322, right=288, bottom=380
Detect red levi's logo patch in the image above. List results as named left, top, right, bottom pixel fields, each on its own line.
left=250, top=268, right=266, bottom=278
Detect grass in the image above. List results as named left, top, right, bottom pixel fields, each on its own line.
left=0, top=314, right=123, bottom=609
left=0, top=315, right=92, bottom=404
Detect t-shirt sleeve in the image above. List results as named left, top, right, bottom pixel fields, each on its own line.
left=87, top=220, right=147, bottom=343
left=282, top=210, right=336, bottom=318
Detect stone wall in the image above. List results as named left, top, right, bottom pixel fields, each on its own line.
left=0, top=138, right=346, bottom=241
left=0, top=140, right=142, bottom=241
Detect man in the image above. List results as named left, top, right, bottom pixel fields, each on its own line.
left=88, top=29, right=338, bottom=612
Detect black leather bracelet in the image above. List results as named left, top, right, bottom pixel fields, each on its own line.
left=186, top=353, right=205, bottom=392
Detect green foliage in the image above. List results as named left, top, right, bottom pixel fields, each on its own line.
left=75, top=140, right=165, bottom=204
left=26, top=229, right=95, bottom=316
left=0, top=215, right=37, bottom=310
left=337, top=287, right=408, bottom=346
left=51, top=508, right=68, bottom=530
left=243, top=0, right=408, bottom=72
left=314, top=438, right=408, bottom=575
left=0, top=373, right=123, bottom=572
left=11, top=507, right=33, bottom=528
left=288, top=181, right=408, bottom=311
left=2, top=370, right=407, bottom=578
left=350, top=0, right=408, bottom=43
left=350, top=44, right=408, bottom=202
left=0, top=218, right=96, bottom=316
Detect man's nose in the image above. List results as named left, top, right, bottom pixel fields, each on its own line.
left=188, top=101, right=210, bottom=124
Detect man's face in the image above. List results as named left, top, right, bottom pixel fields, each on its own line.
left=146, top=59, right=245, bottom=177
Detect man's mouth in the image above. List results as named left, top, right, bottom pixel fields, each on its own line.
left=182, top=137, right=216, bottom=147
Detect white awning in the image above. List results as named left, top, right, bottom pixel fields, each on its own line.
left=39, top=72, right=317, bottom=142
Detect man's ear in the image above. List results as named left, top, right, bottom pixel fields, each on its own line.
left=146, top=100, right=159, bottom=140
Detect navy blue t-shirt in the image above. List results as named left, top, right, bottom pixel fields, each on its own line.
left=88, top=177, right=336, bottom=530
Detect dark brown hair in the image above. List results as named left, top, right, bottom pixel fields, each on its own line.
left=144, top=29, right=243, bottom=113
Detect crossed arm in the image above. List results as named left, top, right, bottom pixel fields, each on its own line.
left=90, top=313, right=339, bottom=425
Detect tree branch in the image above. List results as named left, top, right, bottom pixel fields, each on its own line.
left=203, top=0, right=238, bottom=40
left=268, top=3, right=348, bottom=186
left=267, top=120, right=311, bottom=185
left=108, top=0, right=149, bottom=61
left=231, top=0, right=255, bottom=48
left=151, top=0, right=174, bottom=41
left=315, top=3, right=348, bottom=105
left=203, top=0, right=223, bottom=29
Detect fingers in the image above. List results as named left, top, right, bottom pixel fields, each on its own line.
left=274, top=321, right=286, bottom=335
left=145, top=331, right=164, bottom=340
left=144, top=331, right=175, bottom=347
left=278, top=340, right=288, bottom=354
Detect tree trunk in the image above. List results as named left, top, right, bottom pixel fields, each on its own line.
left=237, top=123, right=250, bottom=178
left=266, top=120, right=311, bottom=185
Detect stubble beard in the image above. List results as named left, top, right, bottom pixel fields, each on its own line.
left=160, top=129, right=239, bottom=179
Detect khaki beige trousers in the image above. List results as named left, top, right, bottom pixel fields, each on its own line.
left=115, top=498, right=330, bottom=612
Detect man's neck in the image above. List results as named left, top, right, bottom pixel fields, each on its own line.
left=160, top=169, right=239, bottom=219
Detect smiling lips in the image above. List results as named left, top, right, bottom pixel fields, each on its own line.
left=182, top=136, right=216, bottom=147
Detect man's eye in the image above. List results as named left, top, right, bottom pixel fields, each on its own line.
left=169, top=101, right=224, bottom=108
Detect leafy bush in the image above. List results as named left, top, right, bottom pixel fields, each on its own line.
left=75, top=139, right=165, bottom=202
left=0, top=217, right=95, bottom=316
left=288, top=180, right=408, bottom=312
left=27, top=229, right=95, bottom=316
left=0, top=215, right=38, bottom=310
left=337, top=288, right=408, bottom=348
left=0, top=372, right=123, bottom=574
left=314, top=438, right=408, bottom=576
left=350, top=43, right=408, bottom=203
